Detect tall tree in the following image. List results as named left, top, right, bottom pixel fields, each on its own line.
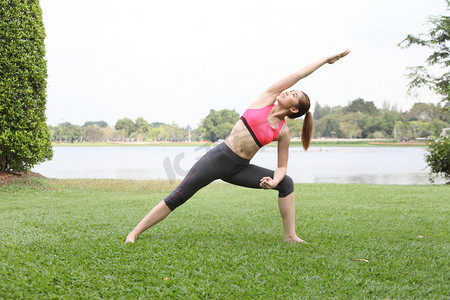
left=115, top=118, right=136, bottom=137
left=132, top=117, right=150, bottom=141
left=313, top=102, right=334, bottom=120
left=399, top=0, right=450, bottom=109
left=0, top=0, right=53, bottom=173
left=323, top=118, right=342, bottom=138
left=199, top=109, right=239, bottom=142
left=407, top=103, right=436, bottom=121
left=344, top=98, right=379, bottom=116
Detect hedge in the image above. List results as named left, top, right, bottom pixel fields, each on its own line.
left=0, top=0, right=53, bottom=173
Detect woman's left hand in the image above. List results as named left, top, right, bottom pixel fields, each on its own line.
left=326, top=49, right=350, bottom=64
left=260, top=177, right=277, bottom=189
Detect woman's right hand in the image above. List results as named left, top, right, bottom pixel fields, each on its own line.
left=326, top=49, right=350, bottom=64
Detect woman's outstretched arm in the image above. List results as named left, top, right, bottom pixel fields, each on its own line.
left=252, top=50, right=350, bottom=108
left=267, top=49, right=350, bottom=94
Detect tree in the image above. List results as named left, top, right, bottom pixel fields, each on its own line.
left=151, top=122, right=166, bottom=128
left=102, top=126, right=126, bottom=142
left=84, top=125, right=104, bottom=142
left=115, top=118, right=136, bottom=137
left=133, top=117, right=150, bottom=142
left=323, top=118, right=342, bottom=138
left=425, top=135, right=450, bottom=182
left=378, top=111, right=404, bottom=137
left=313, top=102, right=333, bottom=120
left=394, top=121, right=415, bottom=140
left=192, top=126, right=206, bottom=142
left=338, top=113, right=363, bottom=138
left=399, top=1, right=450, bottom=109
left=165, top=122, right=188, bottom=142
left=407, top=103, right=436, bottom=121
left=285, top=118, right=302, bottom=138
left=199, top=109, right=239, bottom=142
left=0, top=0, right=53, bottom=173
left=51, top=122, right=83, bottom=142
left=83, top=121, right=108, bottom=128
left=343, top=98, right=379, bottom=116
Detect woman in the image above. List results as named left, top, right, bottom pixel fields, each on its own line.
left=126, top=50, right=350, bottom=243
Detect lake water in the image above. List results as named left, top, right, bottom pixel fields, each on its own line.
left=31, top=145, right=444, bottom=185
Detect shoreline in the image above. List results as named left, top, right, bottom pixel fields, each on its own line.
left=51, top=139, right=426, bottom=147
left=1, top=176, right=448, bottom=187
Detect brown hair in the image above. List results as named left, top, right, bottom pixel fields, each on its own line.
left=288, top=91, right=314, bottom=151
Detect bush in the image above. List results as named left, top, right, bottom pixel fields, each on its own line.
left=0, top=0, right=53, bottom=173
left=425, top=135, right=450, bottom=182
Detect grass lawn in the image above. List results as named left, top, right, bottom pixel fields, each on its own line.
left=0, top=179, right=448, bottom=299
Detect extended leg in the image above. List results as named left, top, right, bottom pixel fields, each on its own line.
left=125, top=201, right=172, bottom=243
left=224, top=164, right=305, bottom=243
left=126, top=146, right=223, bottom=243
left=278, top=192, right=306, bottom=243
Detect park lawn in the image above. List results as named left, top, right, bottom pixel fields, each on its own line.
left=0, top=179, right=448, bottom=299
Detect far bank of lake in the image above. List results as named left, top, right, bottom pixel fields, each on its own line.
left=33, top=145, right=444, bottom=185
left=51, top=139, right=425, bottom=148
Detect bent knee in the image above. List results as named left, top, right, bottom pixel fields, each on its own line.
left=277, top=175, right=294, bottom=198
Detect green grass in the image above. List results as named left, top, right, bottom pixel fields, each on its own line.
left=0, top=180, right=448, bottom=299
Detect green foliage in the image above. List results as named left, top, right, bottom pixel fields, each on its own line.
left=83, top=120, right=108, bottom=128
left=324, top=117, right=343, bottom=138
left=313, top=100, right=450, bottom=139
left=408, top=103, right=434, bottom=121
left=51, top=118, right=192, bottom=143
left=49, top=122, right=83, bottom=142
left=155, top=122, right=187, bottom=142
left=115, top=118, right=136, bottom=137
left=425, top=135, right=450, bottom=181
left=132, top=117, right=150, bottom=142
left=313, top=102, right=333, bottom=120
left=0, top=0, right=53, bottom=172
left=284, top=117, right=302, bottom=138
left=50, top=100, right=450, bottom=143
left=199, top=109, right=240, bottom=142
left=151, top=121, right=166, bottom=128
left=84, top=125, right=104, bottom=142
left=399, top=1, right=450, bottom=109
left=343, top=98, right=379, bottom=116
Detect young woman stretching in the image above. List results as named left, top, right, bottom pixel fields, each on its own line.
left=126, top=50, right=350, bottom=243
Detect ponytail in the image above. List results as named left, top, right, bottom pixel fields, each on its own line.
left=286, top=90, right=313, bottom=150
left=301, top=111, right=313, bottom=151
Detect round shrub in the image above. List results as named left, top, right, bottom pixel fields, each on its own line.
left=425, top=135, right=450, bottom=182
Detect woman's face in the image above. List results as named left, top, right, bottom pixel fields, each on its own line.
left=276, top=90, right=302, bottom=111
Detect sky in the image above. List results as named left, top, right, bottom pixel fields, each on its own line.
left=40, top=0, right=447, bottom=129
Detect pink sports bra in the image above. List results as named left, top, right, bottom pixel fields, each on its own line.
left=240, top=104, right=285, bottom=148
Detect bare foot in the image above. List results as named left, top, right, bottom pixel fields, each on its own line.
left=285, top=235, right=308, bottom=244
left=125, top=232, right=138, bottom=243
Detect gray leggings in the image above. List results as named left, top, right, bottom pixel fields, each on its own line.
left=164, top=142, right=294, bottom=211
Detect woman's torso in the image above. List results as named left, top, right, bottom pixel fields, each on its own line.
left=225, top=120, right=261, bottom=160
left=225, top=105, right=286, bottom=160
